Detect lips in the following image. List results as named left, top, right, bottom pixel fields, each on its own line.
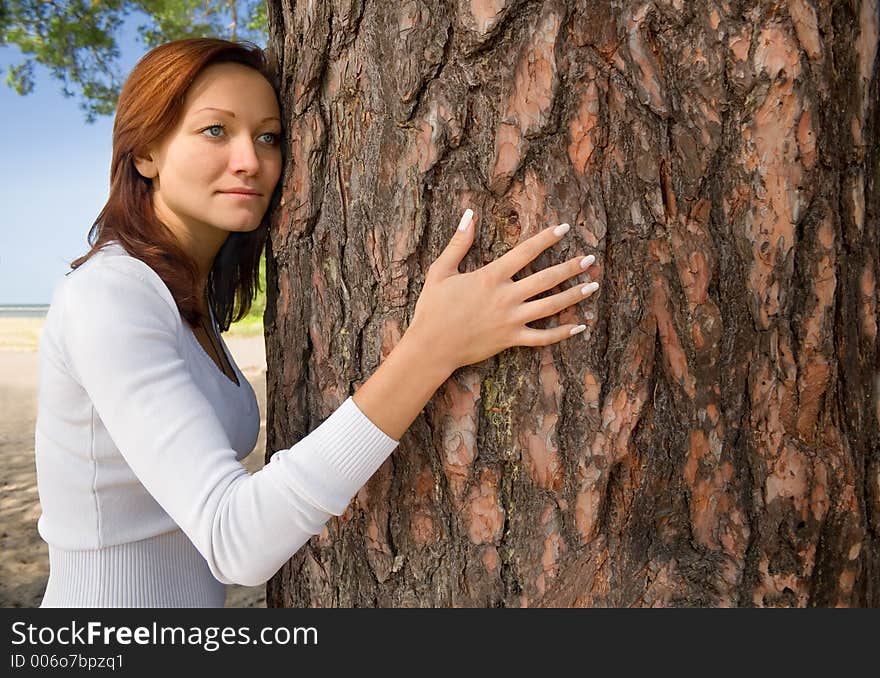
left=218, top=188, right=262, bottom=196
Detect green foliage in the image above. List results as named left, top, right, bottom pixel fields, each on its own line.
left=0, top=1, right=269, bottom=123
left=228, top=251, right=266, bottom=337
left=250, top=250, right=267, bottom=318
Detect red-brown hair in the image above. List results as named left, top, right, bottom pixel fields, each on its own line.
left=70, top=37, right=282, bottom=331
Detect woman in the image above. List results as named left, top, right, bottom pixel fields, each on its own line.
left=34, top=37, right=601, bottom=607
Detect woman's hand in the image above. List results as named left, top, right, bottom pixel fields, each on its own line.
left=408, top=208, right=600, bottom=374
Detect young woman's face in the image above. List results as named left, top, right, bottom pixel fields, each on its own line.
left=136, top=62, right=283, bottom=242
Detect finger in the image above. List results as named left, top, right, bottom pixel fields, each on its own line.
left=516, top=322, right=589, bottom=347
left=429, top=209, right=476, bottom=279
left=512, top=253, right=595, bottom=301
left=516, top=280, right=600, bottom=325
left=486, top=222, right=571, bottom=282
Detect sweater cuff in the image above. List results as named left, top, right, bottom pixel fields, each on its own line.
left=273, top=396, right=400, bottom=516
left=314, top=395, right=400, bottom=485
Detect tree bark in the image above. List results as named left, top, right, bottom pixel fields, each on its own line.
left=262, top=0, right=879, bottom=607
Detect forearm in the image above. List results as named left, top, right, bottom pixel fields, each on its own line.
left=352, top=326, right=454, bottom=441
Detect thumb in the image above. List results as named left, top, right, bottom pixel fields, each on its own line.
left=431, top=209, right=475, bottom=278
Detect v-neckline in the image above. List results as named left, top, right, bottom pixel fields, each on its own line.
left=191, top=305, right=241, bottom=388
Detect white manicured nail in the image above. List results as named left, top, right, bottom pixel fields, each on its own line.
left=458, top=209, right=474, bottom=231
left=553, top=223, right=570, bottom=237
left=579, top=255, right=595, bottom=270
left=581, top=281, right=599, bottom=295
left=570, top=324, right=587, bottom=336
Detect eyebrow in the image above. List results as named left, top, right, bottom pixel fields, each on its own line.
left=194, top=107, right=280, bottom=123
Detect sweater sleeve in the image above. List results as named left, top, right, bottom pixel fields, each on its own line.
left=61, top=259, right=400, bottom=586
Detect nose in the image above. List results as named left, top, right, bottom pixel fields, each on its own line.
left=229, top=135, right=260, bottom=176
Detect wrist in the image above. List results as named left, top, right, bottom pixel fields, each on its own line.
left=352, top=319, right=455, bottom=441
left=399, top=320, right=457, bottom=388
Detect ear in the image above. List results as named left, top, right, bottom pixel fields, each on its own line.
left=132, top=149, right=158, bottom=180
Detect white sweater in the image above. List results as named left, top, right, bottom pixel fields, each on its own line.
left=34, top=242, right=400, bottom=607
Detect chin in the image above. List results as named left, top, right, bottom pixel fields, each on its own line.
left=221, top=221, right=265, bottom=234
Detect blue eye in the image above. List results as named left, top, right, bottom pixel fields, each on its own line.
left=201, top=124, right=280, bottom=145
left=202, top=123, right=225, bottom=138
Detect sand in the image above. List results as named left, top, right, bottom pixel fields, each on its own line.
left=0, top=317, right=269, bottom=608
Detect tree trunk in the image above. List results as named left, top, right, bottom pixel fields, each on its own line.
left=262, top=0, right=879, bottom=607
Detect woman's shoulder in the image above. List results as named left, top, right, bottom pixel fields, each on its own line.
left=56, top=241, right=180, bottom=324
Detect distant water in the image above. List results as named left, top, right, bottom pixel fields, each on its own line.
left=0, top=305, right=49, bottom=318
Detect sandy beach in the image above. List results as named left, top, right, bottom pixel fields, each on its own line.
left=0, top=316, right=269, bottom=608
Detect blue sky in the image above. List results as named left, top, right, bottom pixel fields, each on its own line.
left=0, top=19, right=150, bottom=304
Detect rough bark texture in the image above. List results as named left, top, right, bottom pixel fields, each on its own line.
left=262, top=0, right=879, bottom=607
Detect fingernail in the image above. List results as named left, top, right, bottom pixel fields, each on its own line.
left=570, top=324, right=587, bottom=336
left=579, top=254, right=595, bottom=270
left=581, top=281, right=599, bottom=295
left=553, top=223, right=571, bottom=237
left=458, top=209, right=474, bottom=231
